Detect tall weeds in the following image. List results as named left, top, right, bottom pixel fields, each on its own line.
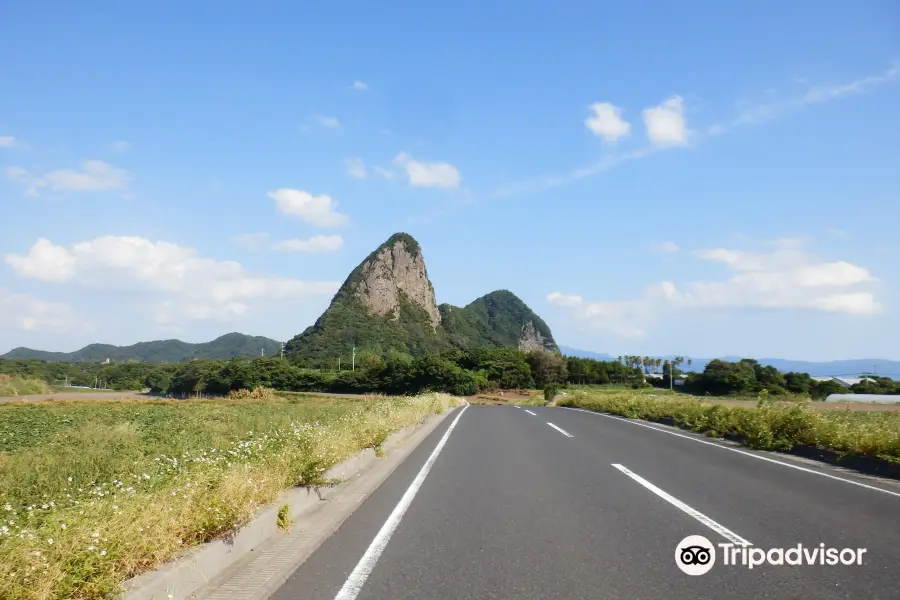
left=560, top=393, right=900, bottom=462
left=0, top=392, right=456, bottom=599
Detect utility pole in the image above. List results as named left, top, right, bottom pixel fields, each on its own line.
left=338, top=357, right=341, bottom=371
left=260, top=348, right=265, bottom=358
left=352, top=345, right=357, bottom=371
left=281, top=343, right=285, bottom=360
left=669, top=360, right=674, bottom=392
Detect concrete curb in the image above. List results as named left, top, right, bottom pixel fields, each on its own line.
left=121, top=406, right=457, bottom=600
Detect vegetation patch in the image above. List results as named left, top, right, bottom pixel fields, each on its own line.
left=0, top=375, right=49, bottom=397
left=559, top=391, right=900, bottom=464
left=276, top=504, right=291, bottom=532
left=0, top=392, right=455, bottom=600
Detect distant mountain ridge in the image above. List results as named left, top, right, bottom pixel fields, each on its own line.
left=2, top=333, right=283, bottom=363
left=559, top=346, right=900, bottom=378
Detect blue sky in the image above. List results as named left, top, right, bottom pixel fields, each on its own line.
left=1, top=1, right=899, bottom=361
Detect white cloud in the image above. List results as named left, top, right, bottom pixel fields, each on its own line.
left=548, top=240, right=881, bottom=337
left=491, top=63, right=899, bottom=201
left=0, top=136, right=20, bottom=148
left=272, top=235, right=343, bottom=253
left=233, top=232, right=343, bottom=253
left=5, top=160, right=130, bottom=195
left=111, top=140, right=131, bottom=152
left=392, top=152, right=461, bottom=189
left=0, top=289, right=87, bottom=333
left=547, top=292, right=651, bottom=338
left=345, top=157, right=367, bottom=179
left=5, top=166, right=29, bottom=182
left=5, top=236, right=340, bottom=323
left=316, top=115, right=341, bottom=129
left=802, top=64, right=898, bottom=104
left=585, top=102, right=631, bottom=142
left=643, top=95, right=687, bottom=145
left=712, top=63, right=899, bottom=135
left=232, top=232, right=270, bottom=251
left=44, top=160, right=130, bottom=191
left=352, top=80, right=368, bottom=91
left=653, top=241, right=680, bottom=253
left=546, top=292, right=584, bottom=308
left=373, top=166, right=396, bottom=180
left=269, top=188, right=349, bottom=227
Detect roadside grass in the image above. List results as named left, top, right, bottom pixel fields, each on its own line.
left=472, top=390, right=548, bottom=406
left=0, top=375, right=50, bottom=397
left=47, top=387, right=122, bottom=394
left=0, top=391, right=456, bottom=600
left=559, top=391, right=900, bottom=464
left=566, top=384, right=900, bottom=411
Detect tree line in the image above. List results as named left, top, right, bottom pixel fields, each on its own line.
left=0, top=349, right=570, bottom=397
left=1, top=353, right=895, bottom=399
left=670, top=358, right=900, bottom=398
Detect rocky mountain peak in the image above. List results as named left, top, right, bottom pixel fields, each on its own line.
left=352, top=233, right=441, bottom=330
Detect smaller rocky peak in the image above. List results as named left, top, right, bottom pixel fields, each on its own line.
left=352, top=233, right=441, bottom=329
left=518, top=320, right=550, bottom=352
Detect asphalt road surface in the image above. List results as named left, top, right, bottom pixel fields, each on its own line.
left=270, top=405, right=900, bottom=600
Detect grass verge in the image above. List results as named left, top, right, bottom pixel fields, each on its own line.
left=559, top=391, right=900, bottom=464
left=0, top=375, right=50, bottom=397
left=0, top=391, right=456, bottom=599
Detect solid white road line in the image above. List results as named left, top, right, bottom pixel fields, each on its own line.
left=333, top=406, right=468, bottom=600
left=612, top=463, right=752, bottom=547
left=546, top=422, right=574, bottom=437
left=524, top=410, right=536, bottom=416
left=564, top=407, right=900, bottom=499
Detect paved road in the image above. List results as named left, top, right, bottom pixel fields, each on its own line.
left=270, top=405, right=900, bottom=600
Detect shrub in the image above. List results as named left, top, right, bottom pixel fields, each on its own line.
left=544, top=383, right=560, bottom=403
left=226, top=386, right=276, bottom=401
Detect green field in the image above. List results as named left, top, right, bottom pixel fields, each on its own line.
left=559, top=388, right=900, bottom=463
left=0, top=391, right=455, bottom=600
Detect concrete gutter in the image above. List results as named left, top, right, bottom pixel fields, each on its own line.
left=121, top=405, right=458, bottom=600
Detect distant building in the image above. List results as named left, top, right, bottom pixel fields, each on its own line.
left=832, top=377, right=876, bottom=388
left=825, top=393, right=899, bottom=404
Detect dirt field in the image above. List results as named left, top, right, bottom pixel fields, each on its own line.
left=0, top=391, right=147, bottom=404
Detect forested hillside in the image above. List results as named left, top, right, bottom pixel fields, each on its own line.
left=2, top=333, right=282, bottom=363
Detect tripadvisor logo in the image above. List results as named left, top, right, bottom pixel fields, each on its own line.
left=676, top=535, right=716, bottom=575
left=675, top=535, right=867, bottom=575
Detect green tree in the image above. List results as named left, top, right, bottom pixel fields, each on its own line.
left=525, top=351, right=568, bottom=388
